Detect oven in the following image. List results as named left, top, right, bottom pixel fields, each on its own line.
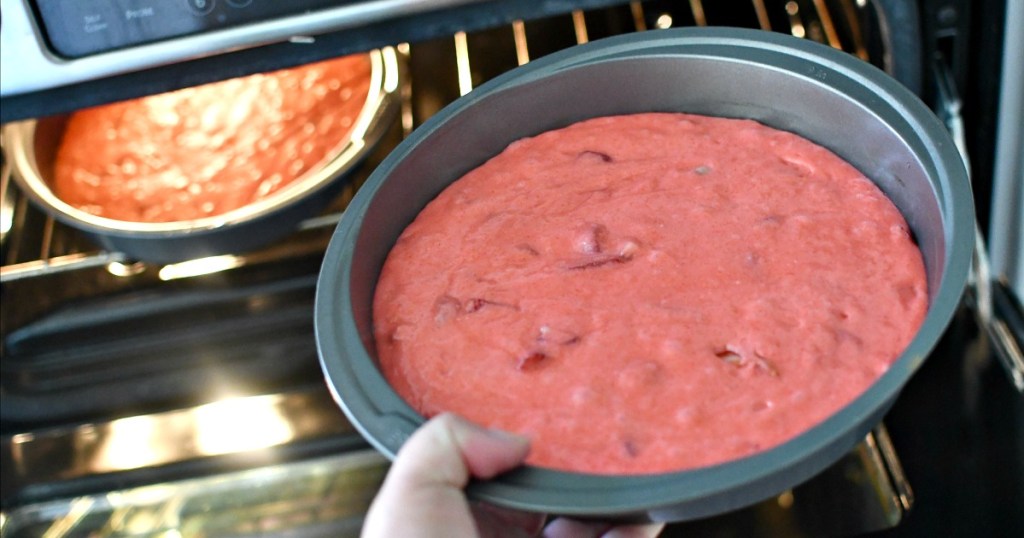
left=1, top=1, right=1021, bottom=536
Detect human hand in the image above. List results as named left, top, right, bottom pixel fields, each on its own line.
left=361, top=412, right=664, bottom=538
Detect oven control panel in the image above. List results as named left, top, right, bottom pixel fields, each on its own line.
left=1, top=0, right=490, bottom=98
left=34, top=0, right=367, bottom=58
left=1, top=0, right=631, bottom=120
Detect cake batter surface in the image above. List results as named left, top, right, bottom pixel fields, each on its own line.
left=54, top=54, right=371, bottom=223
left=373, top=113, right=928, bottom=474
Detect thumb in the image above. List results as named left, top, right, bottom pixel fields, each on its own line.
left=362, top=413, right=531, bottom=538
left=390, top=412, right=531, bottom=488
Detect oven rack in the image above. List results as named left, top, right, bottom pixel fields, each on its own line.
left=0, top=0, right=871, bottom=285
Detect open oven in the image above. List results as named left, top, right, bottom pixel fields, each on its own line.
left=1, top=1, right=1021, bottom=536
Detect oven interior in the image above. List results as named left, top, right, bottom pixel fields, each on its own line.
left=1, top=1, right=1021, bottom=536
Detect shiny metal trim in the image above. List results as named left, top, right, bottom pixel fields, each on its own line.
left=858, top=430, right=904, bottom=526
left=872, top=424, right=915, bottom=511
left=0, top=0, right=481, bottom=96
left=0, top=251, right=128, bottom=282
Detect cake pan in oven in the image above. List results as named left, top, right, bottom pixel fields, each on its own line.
left=2, top=48, right=400, bottom=264
left=315, top=28, right=974, bottom=521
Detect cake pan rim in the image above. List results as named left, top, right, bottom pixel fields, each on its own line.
left=315, top=27, right=973, bottom=520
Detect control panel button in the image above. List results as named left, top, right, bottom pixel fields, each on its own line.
left=124, top=6, right=157, bottom=22
left=185, top=0, right=216, bottom=15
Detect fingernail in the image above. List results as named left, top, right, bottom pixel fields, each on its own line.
left=485, top=427, right=531, bottom=445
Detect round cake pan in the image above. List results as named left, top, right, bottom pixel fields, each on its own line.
left=315, top=28, right=974, bottom=522
left=2, top=48, right=401, bottom=264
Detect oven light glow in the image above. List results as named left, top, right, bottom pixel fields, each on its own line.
left=785, top=2, right=807, bottom=38
left=194, top=395, right=295, bottom=456
left=0, top=204, right=12, bottom=238
left=655, top=14, right=674, bottom=29
left=96, top=416, right=170, bottom=471
left=777, top=490, right=795, bottom=509
left=12, top=432, right=35, bottom=444
left=158, top=255, right=244, bottom=280
left=107, top=261, right=147, bottom=277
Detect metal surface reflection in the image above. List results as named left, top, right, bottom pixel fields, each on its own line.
left=3, top=425, right=913, bottom=537
left=158, top=255, right=245, bottom=281
left=2, top=450, right=388, bottom=538
left=662, top=426, right=913, bottom=537
left=3, top=390, right=357, bottom=490
left=194, top=395, right=296, bottom=455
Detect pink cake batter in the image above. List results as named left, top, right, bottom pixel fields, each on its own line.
left=372, top=113, right=928, bottom=474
